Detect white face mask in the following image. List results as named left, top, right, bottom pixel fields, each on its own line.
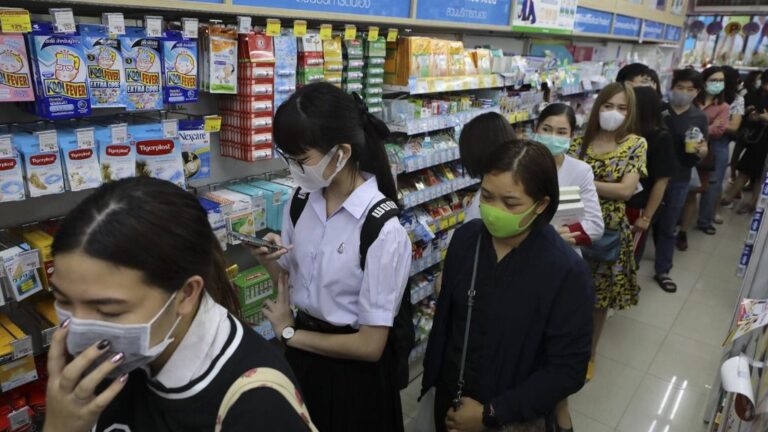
left=56, top=293, right=181, bottom=378
left=287, top=145, right=348, bottom=193
left=599, top=110, right=626, bottom=132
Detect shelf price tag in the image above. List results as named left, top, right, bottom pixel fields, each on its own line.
left=144, top=15, right=163, bottom=38
left=367, top=26, right=379, bottom=42
left=386, top=28, right=398, bottom=42
left=319, top=24, right=333, bottom=41
left=0, top=10, right=32, bottom=33
left=35, top=131, right=58, bottom=153
left=0, top=355, right=38, bottom=393
left=101, top=13, right=125, bottom=36
left=49, top=8, right=76, bottom=34
left=8, top=409, right=31, bottom=431
left=182, top=18, right=199, bottom=39
left=344, top=25, right=357, bottom=41
left=0, top=135, right=12, bottom=157
left=75, top=127, right=95, bottom=149
left=293, top=20, right=307, bottom=37
left=110, top=123, right=128, bottom=144
left=162, top=119, right=179, bottom=138
left=266, top=19, right=281, bottom=36
left=11, top=337, right=32, bottom=360
left=204, top=115, right=222, bottom=133
left=237, top=16, right=252, bottom=34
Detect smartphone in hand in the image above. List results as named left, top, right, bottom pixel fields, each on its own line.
left=228, top=232, right=286, bottom=252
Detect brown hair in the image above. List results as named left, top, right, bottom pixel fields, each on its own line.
left=484, top=139, right=559, bottom=228
left=581, top=83, right=639, bottom=157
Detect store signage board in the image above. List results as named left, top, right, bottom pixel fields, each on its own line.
left=574, top=7, right=612, bottom=35
left=416, top=0, right=512, bottom=26
left=181, top=0, right=223, bottom=2
left=613, top=15, right=641, bottom=37
left=665, top=25, right=682, bottom=42
left=643, top=20, right=664, bottom=40
left=232, top=0, right=411, bottom=18
left=512, top=0, right=577, bottom=35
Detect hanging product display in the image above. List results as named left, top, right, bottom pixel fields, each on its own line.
left=201, top=23, right=238, bottom=94
left=0, top=33, right=35, bottom=102
left=162, top=30, right=198, bottom=104
left=80, top=24, right=126, bottom=108
left=121, top=27, right=164, bottom=111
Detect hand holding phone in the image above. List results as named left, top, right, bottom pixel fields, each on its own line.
left=242, top=232, right=292, bottom=263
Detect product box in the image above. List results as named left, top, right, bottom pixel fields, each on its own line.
left=222, top=183, right=267, bottom=231
left=27, top=23, right=91, bottom=119
left=247, top=180, right=292, bottom=232
left=95, top=126, right=136, bottom=182
left=79, top=24, right=126, bottom=108
left=15, top=131, right=65, bottom=197
left=0, top=34, right=35, bottom=102
left=58, top=129, right=103, bottom=191
left=0, top=244, right=43, bottom=302
left=121, top=27, right=163, bottom=111
left=178, top=119, right=210, bottom=181
left=22, top=230, right=54, bottom=290
left=163, top=30, right=198, bottom=104
left=233, top=265, right=275, bottom=323
left=207, top=26, right=238, bottom=93
left=198, top=197, right=228, bottom=250
left=131, top=122, right=185, bottom=189
left=205, top=188, right=265, bottom=235
left=0, top=142, right=26, bottom=202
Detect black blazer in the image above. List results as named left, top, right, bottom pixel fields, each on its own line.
left=420, top=220, right=594, bottom=425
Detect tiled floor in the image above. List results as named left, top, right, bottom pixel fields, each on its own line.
left=401, top=209, right=752, bottom=432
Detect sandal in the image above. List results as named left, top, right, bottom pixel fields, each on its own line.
left=654, top=274, right=677, bottom=293
left=714, top=215, right=724, bottom=225
left=696, top=225, right=717, bottom=235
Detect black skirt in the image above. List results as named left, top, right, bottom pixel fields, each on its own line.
left=285, top=312, right=405, bottom=432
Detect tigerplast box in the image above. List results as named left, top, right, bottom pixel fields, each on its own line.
left=58, top=129, right=103, bottom=192
left=0, top=135, right=26, bottom=202
left=95, top=125, right=136, bottom=182
left=14, top=130, right=65, bottom=198
left=130, top=122, right=185, bottom=189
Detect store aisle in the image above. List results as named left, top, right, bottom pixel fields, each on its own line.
left=400, top=210, right=753, bottom=432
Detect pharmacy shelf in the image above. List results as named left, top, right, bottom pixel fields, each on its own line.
left=409, top=339, right=429, bottom=365
left=388, top=106, right=500, bottom=136
left=398, top=147, right=461, bottom=174
left=410, top=280, right=435, bottom=305
left=410, top=247, right=448, bottom=277
left=402, top=177, right=479, bottom=210
left=406, top=209, right=466, bottom=242
left=383, top=74, right=504, bottom=96
left=505, top=110, right=537, bottom=125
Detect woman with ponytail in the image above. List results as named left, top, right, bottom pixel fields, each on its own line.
left=43, top=177, right=313, bottom=432
left=253, top=82, right=412, bottom=432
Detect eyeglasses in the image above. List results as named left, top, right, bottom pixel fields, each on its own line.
left=275, top=147, right=308, bottom=174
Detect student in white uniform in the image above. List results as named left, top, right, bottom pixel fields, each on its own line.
left=44, top=177, right=314, bottom=432
left=254, top=83, right=412, bottom=432
left=465, top=104, right=604, bottom=252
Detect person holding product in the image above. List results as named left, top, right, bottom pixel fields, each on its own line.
left=253, top=82, right=412, bottom=432
left=421, top=139, right=593, bottom=432
left=723, top=69, right=768, bottom=216
left=653, top=69, right=709, bottom=293
left=682, top=66, right=730, bottom=238
left=571, top=83, right=646, bottom=381
left=626, top=87, right=676, bottom=265
left=44, top=177, right=315, bottom=432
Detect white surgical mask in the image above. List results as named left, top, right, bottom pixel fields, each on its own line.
left=287, top=145, right=347, bottom=193
left=599, top=110, right=626, bottom=132
left=56, top=293, right=182, bottom=378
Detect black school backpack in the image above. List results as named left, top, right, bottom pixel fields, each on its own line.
left=289, top=188, right=416, bottom=390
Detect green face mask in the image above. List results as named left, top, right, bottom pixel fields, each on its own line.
left=479, top=202, right=540, bottom=238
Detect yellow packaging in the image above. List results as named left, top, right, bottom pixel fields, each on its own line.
left=472, top=49, right=492, bottom=75
left=463, top=51, right=478, bottom=75
left=410, top=37, right=432, bottom=79
left=34, top=298, right=58, bottom=326
left=0, top=325, right=12, bottom=357
left=448, top=41, right=465, bottom=77
left=22, top=229, right=54, bottom=290
left=432, top=39, right=450, bottom=77
left=0, top=314, right=25, bottom=339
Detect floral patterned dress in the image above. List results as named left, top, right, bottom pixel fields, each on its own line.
left=571, top=134, right=647, bottom=310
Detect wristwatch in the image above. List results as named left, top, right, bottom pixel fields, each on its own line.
left=281, top=326, right=296, bottom=343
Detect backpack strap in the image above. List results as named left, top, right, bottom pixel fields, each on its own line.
left=289, top=187, right=309, bottom=228
left=215, top=367, right=319, bottom=432
left=359, top=197, right=400, bottom=269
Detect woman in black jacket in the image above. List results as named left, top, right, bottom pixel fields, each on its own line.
left=421, top=139, right=593, bottom=432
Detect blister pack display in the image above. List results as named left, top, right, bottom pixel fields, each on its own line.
left=273, top=34, right=297, bottom=111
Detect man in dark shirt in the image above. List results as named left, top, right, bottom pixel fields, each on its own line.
left=652, top=69, right=709, bottom=293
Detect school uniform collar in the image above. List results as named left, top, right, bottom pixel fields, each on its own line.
left=309, top=172, right=379, bottom=221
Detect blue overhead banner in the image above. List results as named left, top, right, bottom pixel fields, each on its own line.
left=416, top=0, right=512, bottom=26
left=613, top=15, right=642, bottom=37
left=574, top=7, right=613, bottom=35
left=665, top=25, right=682, bottom=41
left=232, top=0, right=412, bottom=18
left=184, top=0, right=223, bottom=2
left=643, top=20, right=665, bottom=40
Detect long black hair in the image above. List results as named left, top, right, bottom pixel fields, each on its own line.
left=721, top=65, right=740, bottom=105
left=634, top=86, right=666, bottom=138
left=458, top=112, right=516, bottom=178
left=52, top=177, right=240, bottom=317
left=483, top=139, right=559, bottom=229
left=696, top=66, right=726, bottom=106
left=273, top=82, right=397, bottom=203
left=536, top=103, right=576, bottom=135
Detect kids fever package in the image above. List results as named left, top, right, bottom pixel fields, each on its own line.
left=163, top=30, right=198, bottom=104
left=121, top=27, right=163, bottom=111
left=27, top=23, right=92, bottom=119
left=0, top=34, right=35, bottom=102
left=80, top=24, right=126, bottom=108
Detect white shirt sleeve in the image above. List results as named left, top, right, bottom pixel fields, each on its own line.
left=357, top=218, right=412, bottom=327
left=277, top=202, right=293, bottom=271
left=465, top=192, right=481, bottom=221
left=578, top=162, right=605, bottom=242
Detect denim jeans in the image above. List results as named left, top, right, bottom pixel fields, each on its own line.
left=653, top=179, right=690, bottom=276
left=697, top=137, right=730, bottom=227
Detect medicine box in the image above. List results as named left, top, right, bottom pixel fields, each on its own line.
left=232, top=266, right=275, bottom=323
left=247, top=180, right=293, bottom=232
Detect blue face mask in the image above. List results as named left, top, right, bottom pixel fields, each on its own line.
left=706, top=81, right=725, bottom=96
left=531, top=133, right=571, bottom=156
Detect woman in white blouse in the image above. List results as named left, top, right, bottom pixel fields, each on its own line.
left=252, top=83, right=412, bottom=432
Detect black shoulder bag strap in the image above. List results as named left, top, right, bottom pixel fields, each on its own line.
left=289, top=187, right=309, bottom=228
left=452, top=235, right=483, bottom=409
left=359, top=197, right=400, bottom=268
